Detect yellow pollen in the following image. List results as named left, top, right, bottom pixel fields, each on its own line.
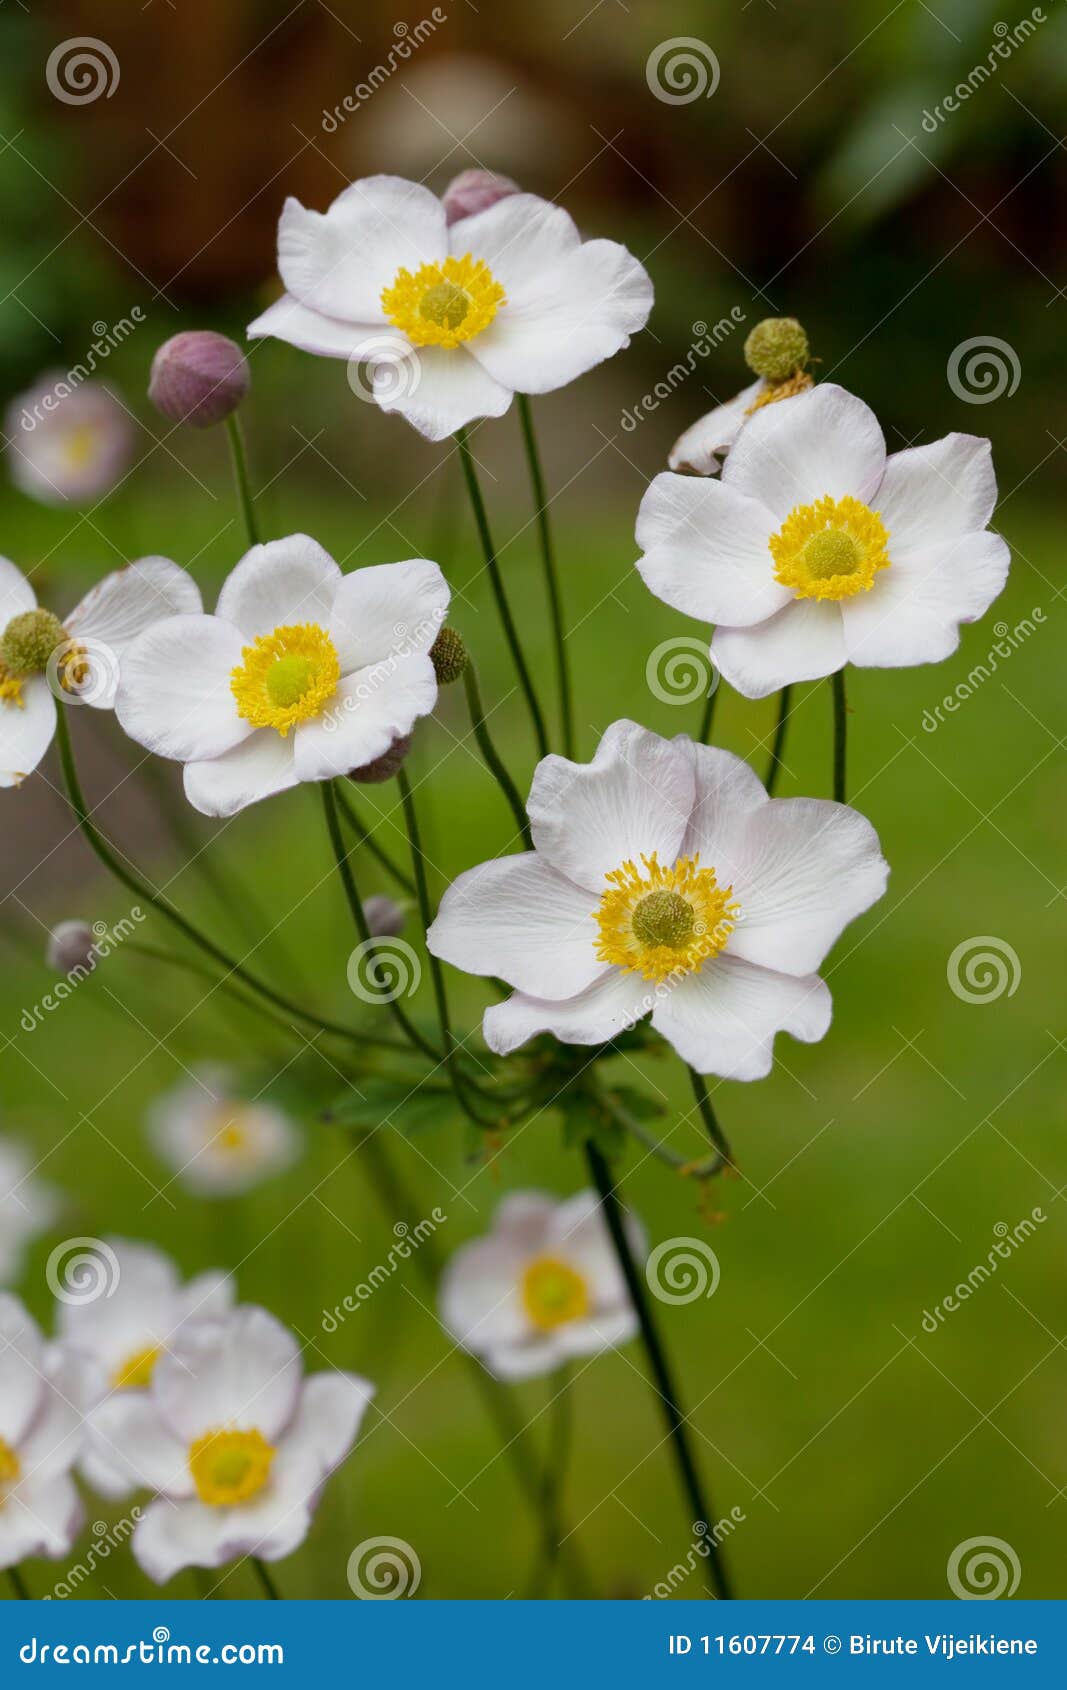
left=230, top=623, right=340, bottom=735
left=112, top=1344, right=162, bottom=1390
left=381, top=254, right=505, bottom=349
left=769, top=494, right=890, bottom=602
left=0, top=1437, right=20, bottom=1498
left=521, top=1256, right=589, bottom=1332
left=745, top=368, right=814, bottom=414
left=595, top=853, right=737, bottom=985
left=63, top=424, right=100, bottom=471
left=188, top=1427, right=275, bottom=1507
left=212, top=1106, right=253, bottom=1155
left=0, top=665, right=24, bottom=709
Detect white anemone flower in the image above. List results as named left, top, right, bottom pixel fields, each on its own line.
left=0, top=1137, right=61, bottom=1284
left=146, top=1071, right=300, bottom=1198
left=639, top=383, right=1011, bottom=699
left=440, top=1191, right=642, bottom=1381
left=6, top=376, right=134, bottom=505
left=0, top=554, right=199, bottom=788
left=115, top=533, right=449, bottom=817
left=668, top=378, right=767, bottom=476
left=89, top=1305, right=375, bottom=1583
left=427, top=720, right=888, bottom=1079
left=248, top=174, right=654, bottom=443
left=56, top=1238, right=234, bottom=1500
left=0, top=1295, right=84, bottom=1569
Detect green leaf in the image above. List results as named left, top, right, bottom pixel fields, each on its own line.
left=560, top=1093, right=625, bottom=1160
left=324, top=1076, right=456, bottom=1137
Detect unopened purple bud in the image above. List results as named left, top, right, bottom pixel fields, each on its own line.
left=349, top=734, right=412, bottom=785
left=363, top=895, right=406, bottom=939
left=442, top=169, right=520, bottom=225
left=46, top=921, right=97, bottom=975
left=148, top=331, right=250, bottom=428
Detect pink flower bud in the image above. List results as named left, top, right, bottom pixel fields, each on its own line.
left=148, top=331, right=250, bottom=428
left=46, top=921, right=97, bottom=975
left=442, top=169, right=520, bottom=225
left=364, top=895, right=406, bottom=939
left=349, top=733, right=412, bottom=784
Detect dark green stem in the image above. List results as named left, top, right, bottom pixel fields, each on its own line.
left=831, top=669, right=847, bottom=802
left=7, top=1566, right=30, bottom=1600
left=687, top=1067, right=733, bottom=1167
left=585, top=1143, right=734, bottom=1600
left=698, top=678, right=719, bottom=744
left=462, top=661, right=533, bottom=849
left=251, top=1557, right=280, bottom=1599
left=764, top=684, right=792, bottom=797
left=602, top=1090, right=725, bottom=1180
left=455, top=427, right=549, bottom=759
left=517, top=395, right=573, bottom=757
left=226, top=414, right=260, bottom=547
left=525, top=1367, right=574, bottom=1597
left=336, top=786, right=415, bottom=895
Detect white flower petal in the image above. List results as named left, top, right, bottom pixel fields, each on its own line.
left=875, top=434, right=997, bottom=552
left=248, top=293, right=382, bottom=359
left=17, top=1350, right=82, bottom=1483
left=723, top=383, right=886, bottom=519
left=549, top=1191, right=642, bottom=1310
left=635, top=473, right=786, bottom=627
left=675, top=737, right=771, bottom=878
left=0, top=1475, right=83, bottom=1568
left=439, top=1237, right=529, bottom=1350
left=0, top=556, right=36, bottom=622
left=374, top=344, right=512, bottom=442
left=483, top=968, right=653, bottom=1056
left=527, top=719, right=694, bottom=894
left=842, top=529, right=1011, bottom=668
left=115, top=615, right=248, bottom=761
left=724, top=797, right=888, bottom=976
left=0, top=1295, right=44, bottom=1447
left=215, top=534, right=342, bottom=639
left=292, top=652, right=437, bottom=782
left=668, top=381, right=764, bottom=474
left=281, top=1373, right=374, bottom=1477
left=87, top=1393, right=191, bottom=1498
left=492, top=1191, right=558, bottom=1246
left=481, top=1336, right=569, bottom=1382
left=427, top=853, right=601, bottom=999
left=652, top=955, right=832, bottom=1080
left=469, top=238, right=653, bottom=394
left=453, top=194, right=581, bottom=301
left=183, top=730, right=298, bottom=818
left=179, top=1270, right=238, bottom=1322
left=153, top=1307, right=302, bottom=1446
left=712, top=598, right=846, bottom=699
left=66, top=557, right=203, bottom=708
left=133, top=1485, right=315, bottom=1584
left=328, top=558, right=449, bottom=674
left=277, top=176, right=446, bottom=322
left=0, top=675, right=56, bottom=788
left=557, top=1308, right=637, bottom=1357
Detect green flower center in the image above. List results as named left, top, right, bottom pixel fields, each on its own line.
left=631, top=889, right=696, bottom=950
left=264, top=653, right=315, bottom=709
left=0, top=608, right=65, bottom=676
left=419, top=280, right=471, bottom=332
left=803, top=529, right=860, bottom=580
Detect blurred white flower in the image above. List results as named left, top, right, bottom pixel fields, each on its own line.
left=0, top=1295, right=84, bottom=1569
left=56, top=1237, right=234, bottom=1500
left=147, top=1072, right=301, bottom=1196
left=0, top=1138, right=60, bottom=1284
left=89, top=1305, right=374, bottom=1583
left=440, top=1190, right=642, bottom=1381
left=115, top=534, right=448, bottom=816
left=248, top=174, right=653, bottom=442
left=6, top=377, right=133, bottom=505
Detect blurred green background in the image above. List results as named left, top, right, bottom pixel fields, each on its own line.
left=1, top=0, right=1065, bottom=1600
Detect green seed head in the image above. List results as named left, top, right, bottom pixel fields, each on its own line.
left=631, top=889, right=695, bottom=950
left=803, top=530, right=859, bottom=580
left=744, top=317, right=809, bottom=384
left=430, top=626, right=468, bottom=685
left=0, top=608, right=65, bottom=676
left=265, top=653, right=314, bottom=708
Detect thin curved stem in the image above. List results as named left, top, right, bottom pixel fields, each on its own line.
left=462, top=661, right=532, bottom=849
left=831, top=669, right=847, bottom=802
left=455, top=427, right=549, bottom=759
left=321, top=781, right=440, bottom=1063
left=524, top=1366, right=574, bottom=1598
left=517, top=396, right=573, bottom=757
left=698, top=684, right=718, bottom=745
left=225, top=414, right=260, bottom=547
left=585, top=1144, right=734, bottom=1600
left=687, top=1067, right=734, bottom=1168
left=7, top=1566, right=30, bottom=1600
left=336, top=786, right=415, bottom=895
left=602, top=1090, right=726, bottom=1180
left=764, top=684, right=792, bottom=796
left=250, top=1557, right=280, bottom=1599
left=53, top=707, right=369, bottom=1049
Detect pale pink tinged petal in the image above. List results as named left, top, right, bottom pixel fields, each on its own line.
left=427, top=853, right=601, bottom=999
left=0, top=1475, right=83, bottom=1566
left=247, top=294, right=383, bottom=360
left=374, top=345, right=512, bottom=442
left=491, top=1191, right=557, bottom=1247
left=724, top=797, right=889, bottom=976
left=18, top=1352, right=85, bottom=1483
left=0, top=1295, right=44, bottom=1446
left=215, top=534, right=342, bottom=639
left=292, top=652, right=437, bottom=782
left=179, top=1270, right=237, bottom=1322
left=114, top=615, right=249, bottom=761
left=482, top=1336, right=568, bottom=1381
left=550, top=1191, right=642, bottom=1309
left=723, top=383, right=886, bottom=519
left=712, top=599, right=846, bottom=699
left=875, top=434, right=998, bottom=551
left=652, top=955, right=832, bottom=1080
left=153, top=1307, right=302, bottom=1446
left=277, top=176, right=447, bottom=322
left=841, top=529, right=1011, bottom=668
left=282, top=1373, right=375, bottom=1476
left=0, top=556, right=37, bottom=622
left=183, top=730, right=298, bottom=818
left=483, top=968, right=654, bottom=1056
left=0, top=675, right=56, bottom=788
left=527, top=719, right=694, bottom=893
left=439, top=1237, right=529, bottom=1349
left=133, top=1496, right=240, bottom=1583
left=328, top=558, right=449, bottom=673
left=635, top=473, right=785, bottom=627
left=668, top=382, right=764, bottom=474
left=453, top=194, right=581, bottom=303
left=558, top=1308, right=637, bottom=1357
left=88, top=1394, right=192, bottom=1498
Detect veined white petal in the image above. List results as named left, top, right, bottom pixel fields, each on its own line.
left=292, top=652, right=437, bottom=782
left=114, top=614, right=249, bottom=761
left=483, top=968, right=653, bottom=1056
left=652, top=955, right=831, bottom=1080
left=875, top=434, right=998, bottom=551
left=328, top=559, right=449, bottom=675
left=668, top=381, right=764, bottom=474
left=841, top=529, right=1011, bottom=668
left=0, top=675, right=56, bottom=788
left=374, top=344, right=512, bottom=442
left=215, top=535, right=342, bottom=639
left=248, top=294, right=382, bottom=359
left=635, top=473, right=786, bottom=628
left=0, top=555, right=37, bottom=623
left=427, top=853, right=601, bottom=999
left=452, top=194, right=581, bottom=303
left=66, top=555, right=203, bottom=712
left=723, top=383, right=886, bottom=519
left=277, top=176, right=446, bottom=322
left=712, top=598, right=846, bottom=699
left=183, top=730, right=298, bottom=818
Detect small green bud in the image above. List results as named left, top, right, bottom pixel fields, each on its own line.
left=430, top=626, right=468, bottom=685
left=0, top=608, right=65, bottom=676
left=744, top=317, right=809, bottom=384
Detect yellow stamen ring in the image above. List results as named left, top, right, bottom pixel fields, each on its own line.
left=595, top=853, right=737, bottom=985
left=0, top=1436, right=21, bottom=1497
left=521, top=1256, right=589, bottom=1332
left=112, top=1344, right=162, bottom=1391
left=769, top=494, right=890, bottom=602
left=230, top=623, right=340, bottom=736
left=381, top=254, right=505, bottom=349
left=188, top=1427, right=275, bottom=1507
